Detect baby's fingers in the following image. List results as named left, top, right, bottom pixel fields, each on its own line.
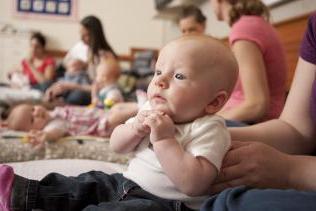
left=137, top=110, right=152, bottom=122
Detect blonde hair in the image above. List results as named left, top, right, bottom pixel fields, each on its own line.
left=228, top=0, right=270, bottom=26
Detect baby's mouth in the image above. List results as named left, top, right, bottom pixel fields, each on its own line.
left=152, top=94, right=166, bottom=103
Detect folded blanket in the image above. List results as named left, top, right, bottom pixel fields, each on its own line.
left=0, top=132, right=132, bottom=164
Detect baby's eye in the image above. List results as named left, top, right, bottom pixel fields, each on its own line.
left=155, top=70, right=162, bottom=76
left=175, top=73, right=186, bottom=80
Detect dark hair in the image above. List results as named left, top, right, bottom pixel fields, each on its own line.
left=0, top=105, right=10, bottom=120
left=80, top=15, right=117, bottom=61
left=179, top=5, right=207, bottom=24
left=228, top=0, right=270, bottom=26
left=31, top=32, right=46, bottom=48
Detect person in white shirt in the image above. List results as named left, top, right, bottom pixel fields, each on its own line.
left=46, top=15, right=119, bottom=105
left=0, top=35, right=238, bottom=211
left=63, top=41, right=89, bottom=64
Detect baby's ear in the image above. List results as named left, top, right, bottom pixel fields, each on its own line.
left=205, top=91, right=228, bottom=114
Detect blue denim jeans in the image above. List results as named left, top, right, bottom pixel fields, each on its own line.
left=200, top=186, right=316, bottom=211
left=63, top=90, right=91, bottom=105
left=225, top=120, right=248, bottom=127
left=10, top=172, right=194, bottom=211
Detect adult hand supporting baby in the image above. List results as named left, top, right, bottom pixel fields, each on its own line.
left=210, top=141, right=292, bottom=194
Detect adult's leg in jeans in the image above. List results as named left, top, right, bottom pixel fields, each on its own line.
left=83, top=199, right=170, bottom=211
left=11, top=171, right=122, bottom=211
left=225, top=119, right=248, bottom=127
left=64, top=90, right=91, bottom=105
left=200, top=186, right=316, bottom=211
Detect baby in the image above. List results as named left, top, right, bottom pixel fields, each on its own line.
left=44, top=58, right=90, bottom=103
left=91, top=59, right=123, bottom=108
left=0, top=35, right=238, bottom=211
left=3, top=103, right=111, bottom=145
left=62, top=58, right=90, bottom=84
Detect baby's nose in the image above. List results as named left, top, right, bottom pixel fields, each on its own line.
left=155, top=77, right=168, bottom=89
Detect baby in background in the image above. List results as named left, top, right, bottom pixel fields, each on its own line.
left=44, top=58, right=90, bottom=102
left=2, top=103, right=111, bottom=146
left=0, top=35, right=238, bottom=211
left=62, top=58, right=90, bottom=84
left=91, top=59, right=123, bottom=108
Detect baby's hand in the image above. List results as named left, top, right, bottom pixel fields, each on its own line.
left=143, top=111, right=175, bottom=143
left=132, top=110, right=151, bottom=138
left=27, top=130, right=48, bottom=149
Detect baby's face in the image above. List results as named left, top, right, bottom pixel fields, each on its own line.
left=147, top=38, right=221, bottom=123
left=67, top=59, right=84, bottom=74
left=9, top=104, right=50, bottom=131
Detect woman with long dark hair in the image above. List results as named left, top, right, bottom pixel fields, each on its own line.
left=46, top=15, right=120, bottom=105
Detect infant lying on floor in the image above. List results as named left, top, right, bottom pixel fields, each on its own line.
left=2, top=104, right=111, bottom=146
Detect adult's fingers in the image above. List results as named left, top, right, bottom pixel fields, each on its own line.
left=230, top=141, right=251, bottom=149
left=216, top=163, right=246, bottom=184
left=210, top=177, right=246, bottom=194
left=221, top=141, right=252, bottom=168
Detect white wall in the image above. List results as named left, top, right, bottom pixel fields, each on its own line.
left=162, top=0, right=316, bottom=42
left=0, top=0, right=315, bottom=54
left=0, top=0, right=165, bottom=55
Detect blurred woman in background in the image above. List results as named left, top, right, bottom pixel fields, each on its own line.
left=179, top=5, right=207, bottom=35
left=210, top=0, right=287, bottom=126
left=46, top=15, right=120, bottom=105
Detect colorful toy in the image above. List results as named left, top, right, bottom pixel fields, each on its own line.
left=104, top=98, right=115, bottom=109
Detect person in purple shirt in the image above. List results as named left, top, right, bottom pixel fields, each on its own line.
left=200, top=12, right=316, bottom=211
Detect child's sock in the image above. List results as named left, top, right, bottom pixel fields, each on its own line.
left=0, top=165, right=14, bottom=211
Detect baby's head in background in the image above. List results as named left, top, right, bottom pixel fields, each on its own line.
left=66, top=58, right=86, bottom=75
left=147, top=35, right=238, bottom=123
left=95, top=59, right=121, bottom=85
left=4, top=104, right=51, bottom=131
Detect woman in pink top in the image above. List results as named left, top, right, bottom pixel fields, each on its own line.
left=210, top=0, right=287, bottom=125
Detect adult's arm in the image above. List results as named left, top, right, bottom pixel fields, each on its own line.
left=218, top=40, right=269, bottom=122
left=230, top=58, right=316, bottom=154
left=213, top=63, right=316, bottom=191
left=211, top=141, right=316, bottom=193
left=47, top=82, right=91, bottom=97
